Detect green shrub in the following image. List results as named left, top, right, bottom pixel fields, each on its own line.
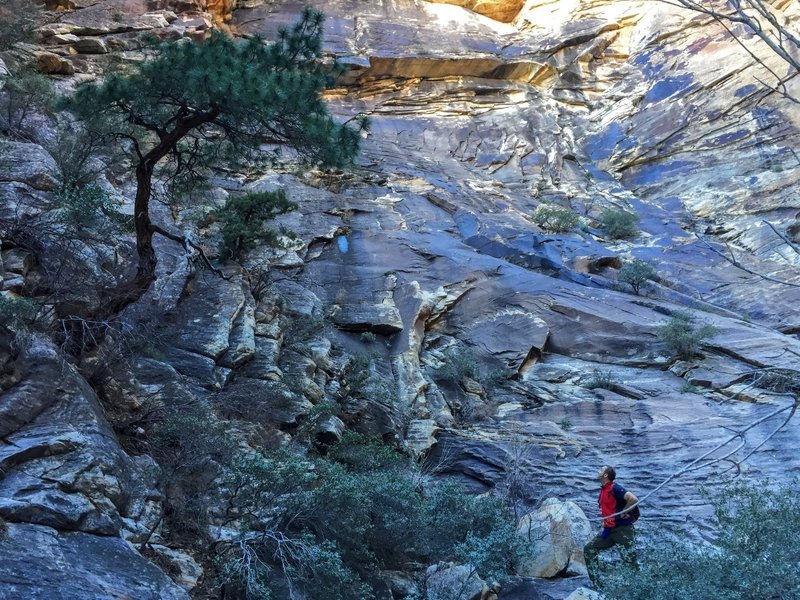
left=486, top=366, right=514, bottom=387
left=600, top=208, right=639, bottom=240
left=0, top=65, right=55, bottom=136
left=0, top=295, right=38, bottom=327
left=436, top=484, right=529, bottom=582
left=284, top=314, right=328, bottom=354
left=48, top=126, right=113, bottom=192
left=56, top=184, right=125, bottom=227
left=618, top=259, right=656, bottom=295
left=209, top=433, right=529, bottom=599
left=435, top=348, right=480, bottom=384
left=657, top=311, right=717, bottom=360
left=214, top=190, right=298, bottom=260
left=558, top=417, right=573, bottom=431
left=584, top=368, right=617, bottom=390
left=339, top=353, right=397, bottom=408
left=598, top=482, right=800, bottom=600
left=532, top=204, right=580, bottom=233
left=62, top=11, right=365, bottom=315
left=149, top=406, right=237, bottom=541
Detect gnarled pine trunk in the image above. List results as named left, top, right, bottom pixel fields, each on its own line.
left=101, top=161, right=158, bottom=318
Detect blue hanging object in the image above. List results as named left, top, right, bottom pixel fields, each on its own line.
left=336, top=235, right=349, bottom=254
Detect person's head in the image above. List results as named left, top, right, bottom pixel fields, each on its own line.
left=597, top=465, right=616, bottom=484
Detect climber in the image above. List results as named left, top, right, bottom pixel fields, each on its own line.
left=583, top=465, right=639, bottom=585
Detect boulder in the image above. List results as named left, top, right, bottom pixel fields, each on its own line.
left=315, top=415, right=346, bottom=445
left=34, top=51, right=75, bottom=75
left=0, top=142, right=59, bottom=191
left=71, top=37, right=109, bottom=54
left=565, top=587, right=603, bottom=600
left=145, top=545, right=203, bottom=592
left=51, top=33, right=81, bottom=44
left=426, top=563, right=487, bottom=600
left=517, top=498, right=592, bottom=578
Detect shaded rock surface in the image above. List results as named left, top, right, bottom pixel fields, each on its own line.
left=0, top=523, right=189, bottom=600
left=0, top=142, right=59, bottom=192
left=0, top=332, right=173, bottom=597
left=0, top=333, right=159, bottom=538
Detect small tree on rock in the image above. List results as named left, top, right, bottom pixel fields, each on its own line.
left=64, top=9, right=365, bottom=316
left=619, top=259, right=656, bottom=295
left=213, top=190, right=298, bottom=260
left=600, top=208, right=639, bottom=240
left=532, top=204, right=580, bottom=233
left=657, top=310, right=717, bottom=360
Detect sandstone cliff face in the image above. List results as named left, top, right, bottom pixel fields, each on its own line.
left=225, top=0, right=800, bottom=556
left=1, top=0, right=799, bottom=598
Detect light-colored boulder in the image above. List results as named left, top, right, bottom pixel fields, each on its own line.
left=426, top=563, right=487, bottom=600
left=35, top=51, right=75, bottom=75
left=406, top=419, right=441, bottom=456
left=566, top=587, right=604, bottom=600
left=0, top=142, right=59, bottom=191
left=51, top=33, right=81, bottom=44
left=517, top=498, right=593, bottom=578
left=147, top=545, right=204, bottom=592
left=71, top=37, right=109, bottom=54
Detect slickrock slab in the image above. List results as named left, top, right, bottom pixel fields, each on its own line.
left=0, top=523, right=189, bottom=600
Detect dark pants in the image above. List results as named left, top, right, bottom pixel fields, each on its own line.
left=584, top=525, right=638, bottom=584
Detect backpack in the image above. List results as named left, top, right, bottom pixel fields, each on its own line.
left=628, top=504, right=641, bottom=524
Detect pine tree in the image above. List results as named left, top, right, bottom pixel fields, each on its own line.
left=64, top=9, right=364, bottom=315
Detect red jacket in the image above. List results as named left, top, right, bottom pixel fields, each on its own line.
left=599, top=481, right=633, bottom=528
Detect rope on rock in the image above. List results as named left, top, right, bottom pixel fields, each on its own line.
left=598, top=396, right=798, bottom=522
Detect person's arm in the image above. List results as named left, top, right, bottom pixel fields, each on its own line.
left=621, top=491, right=638, bottom=515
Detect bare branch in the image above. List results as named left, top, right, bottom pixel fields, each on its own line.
left=695, top=233, right=800, bottom=288
left=652, top=0, right=800, bottom=103
left=762, top=219, right=800, bottom=257
left=720, top=401, right=798, bottom=474
left=149, top=223, right=233, bottom=280
left=598, top=398, right=797, bottom=521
